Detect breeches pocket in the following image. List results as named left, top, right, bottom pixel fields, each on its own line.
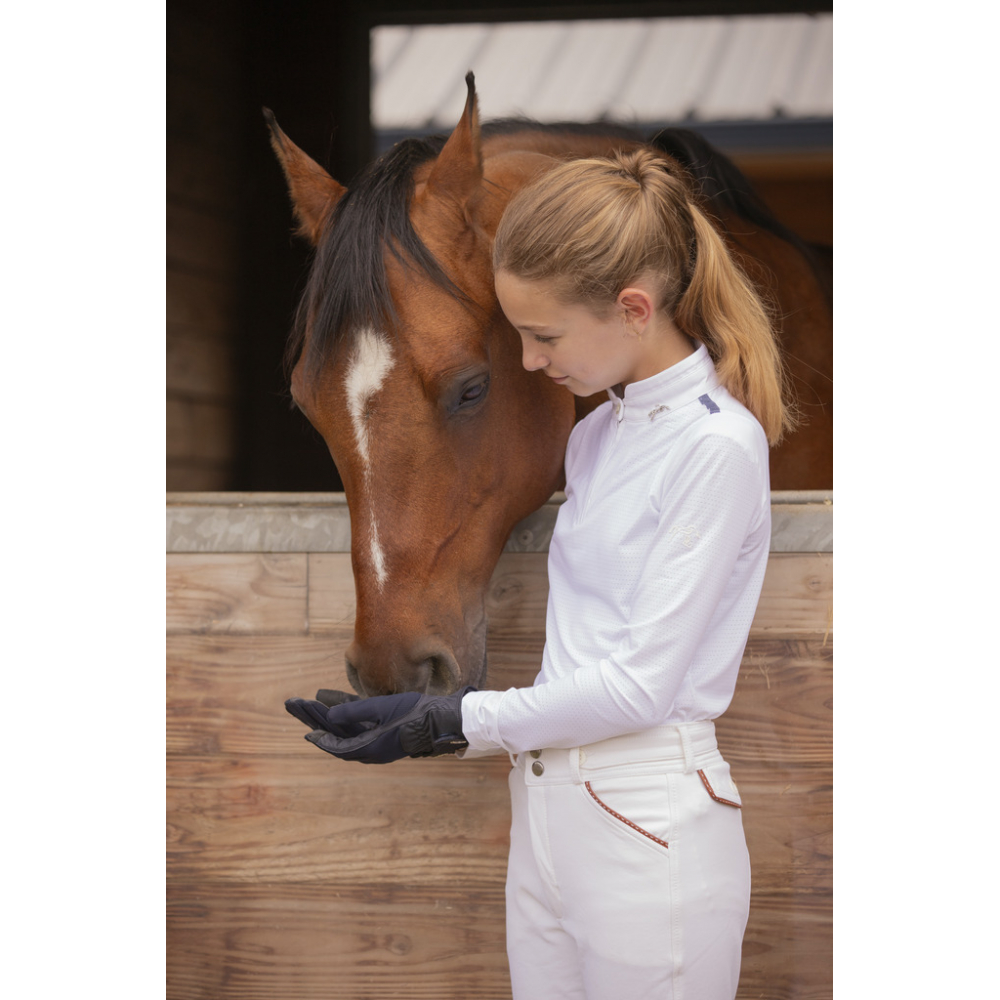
left=582, top=773, right=673, bottom=855
left=581, top=756, right=744, bottom=857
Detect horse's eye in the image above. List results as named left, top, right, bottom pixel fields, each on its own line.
left=457, top=377, right=489, bottom=410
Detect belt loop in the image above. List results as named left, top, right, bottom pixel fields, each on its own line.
left=570, top=746, right=584, bottom=784
left=679, top=726, right=696, bottom=774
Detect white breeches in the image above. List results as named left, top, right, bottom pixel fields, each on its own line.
left=505, top=721, right=750, bottom=1000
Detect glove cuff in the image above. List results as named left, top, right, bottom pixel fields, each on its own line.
left=399, top=686, right=476, bottom=757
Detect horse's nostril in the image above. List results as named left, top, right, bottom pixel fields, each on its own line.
left=346, top=640, right=463, bottom=695
left=417, top=651, right=462, bottom=695
left=344, top=656, right=368, bottom=696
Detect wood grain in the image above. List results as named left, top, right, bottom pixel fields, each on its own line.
left=167, top=269, right=237, bottom=339
left=168, top=753, right=514, bottom=886
left=167, top=331, right=237, bottom=400
left=168, top=633, right=829, bottom=757
left=167, top=555, right=308, bottom=634
left=166, top=538, right=832, bottom=998
left=167, top=751, right=828, bottom=898
left=167, top=883, right=511, bottom=1000
left=166, top=882, right=829, bottom=1000
left=170, top=550, right=832, bottom=638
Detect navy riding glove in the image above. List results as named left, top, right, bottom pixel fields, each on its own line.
left=284, top=687, right=475, bottom=764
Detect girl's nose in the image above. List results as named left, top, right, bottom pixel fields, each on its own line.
left=522, top=344, right=547, bottom=372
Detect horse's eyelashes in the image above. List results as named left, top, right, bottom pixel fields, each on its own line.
left=453, top=375, right=490, bottom=412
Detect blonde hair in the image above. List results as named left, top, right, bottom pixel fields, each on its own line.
left=492, top=149, right=796, bottom=444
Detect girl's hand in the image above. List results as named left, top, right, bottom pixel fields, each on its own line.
left=284, top=688, right=475, bottom=764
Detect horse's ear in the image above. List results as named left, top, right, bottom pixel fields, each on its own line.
left=422, top=72, right=483, bottom=211
left=264, top=108, right=346, bottom=245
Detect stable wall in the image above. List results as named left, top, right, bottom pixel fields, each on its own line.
left=166, top=1, right=245, bottom=490
left=166, top=491, right=832, bottom=999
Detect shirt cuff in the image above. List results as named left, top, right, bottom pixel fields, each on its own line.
left=460, top=688, right=509, bottom=753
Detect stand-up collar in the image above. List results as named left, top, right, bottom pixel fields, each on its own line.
left=606, top=344, right=721, bottom=423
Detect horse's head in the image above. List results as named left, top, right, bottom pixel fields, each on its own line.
left=268, top=76, right=576, bottom=696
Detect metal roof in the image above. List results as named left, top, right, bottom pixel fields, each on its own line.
left=372, top=12, right=832, bottom=147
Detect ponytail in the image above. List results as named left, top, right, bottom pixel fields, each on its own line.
left=493, top=150, right=796, bottom=445
left=675, top=204, right=797, bottom=444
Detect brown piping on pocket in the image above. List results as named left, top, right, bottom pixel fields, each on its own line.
left=697, top=769, right=742, bottom=808
left=585, top=781, right=669, bottom=849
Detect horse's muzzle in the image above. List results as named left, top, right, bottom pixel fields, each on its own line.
left=345, top=640, right=468, bottom=697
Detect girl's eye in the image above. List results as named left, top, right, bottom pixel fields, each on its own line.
left=534, top=335, right=555, bottom=345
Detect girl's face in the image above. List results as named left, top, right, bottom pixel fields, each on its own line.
left=495, top=271, right=660, bottom=397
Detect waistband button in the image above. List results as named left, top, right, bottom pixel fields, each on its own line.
left=530, top=750, right=542, bottom=758
left=531, top=761, right=545, bottom=776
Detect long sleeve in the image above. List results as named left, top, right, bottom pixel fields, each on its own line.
left=462, top=422, right=769, bottom=754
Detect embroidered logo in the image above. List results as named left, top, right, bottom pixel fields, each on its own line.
left=669, top=525, right=701, bottom=548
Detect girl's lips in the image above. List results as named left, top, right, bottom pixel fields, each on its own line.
left=550, top=375, right=568, bottom=384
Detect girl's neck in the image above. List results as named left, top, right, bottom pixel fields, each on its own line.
left=619, top=314, right=697, bottom=392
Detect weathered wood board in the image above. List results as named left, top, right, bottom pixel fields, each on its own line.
left=167, top=492, right=832, bottom=999
left=165, top=2, right=243, bottom=491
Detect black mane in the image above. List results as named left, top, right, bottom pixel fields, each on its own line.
left=649, top=126, right=817, bottom=259
left=287, top=131, right=452, bottom=378
left=287, top=120, right=813, bottom=378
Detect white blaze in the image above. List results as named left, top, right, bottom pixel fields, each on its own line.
left=344, top=327, right=395, bottom=588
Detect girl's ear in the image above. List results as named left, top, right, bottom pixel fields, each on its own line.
left=616, top=286, right=656, bottom=331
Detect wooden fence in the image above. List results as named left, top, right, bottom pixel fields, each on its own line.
left=167, top=492, right=832, bottom=999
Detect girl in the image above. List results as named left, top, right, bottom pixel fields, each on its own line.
left=287, top=148, right=794, bottom=999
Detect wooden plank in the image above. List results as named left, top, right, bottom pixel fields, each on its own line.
left=166, top=461, right=234, bottom=493
left=166, top=396, right=236, bottom=463
left=305, top=553, right=356, bottom=631
left=305, top=551, right=832, bottom=639
left=753, top=552, right=832, bottom=636
left=168, top=549, right=831, bottom=641
left=167, top=555, right=308, bottom=634
left=306, top=552, right=553, bottom=635
left=165, top=883, right=829, bottom=1000
left=719, top=637, right=833, bottom=766
left=167, top=330, right=236, bottom=400
left=167, top=633, right=352, bottom=755
left=167, top=632, right=830, bottom=759
left=166, top=269, right=237, bottom=339
left=166, top=883, right=511, bottom=1000
left=166, top=492, right=833, bottom=554
left=167, top=202, right=240, bottom=278
left=167, top=753, right=514, bottom=886
left=740, top=892, right=832, bottom=1000
left=739, top=765, right=832, bottom=895
left=167, top=750, right=827, bottom=896
left=167, top=138, right=242, bottom=215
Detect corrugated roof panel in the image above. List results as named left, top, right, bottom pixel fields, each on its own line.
left=698, top=17, right=792, bottom=120
left=613, top=18, right=733, bottom=122
left=753, top=16, right=817, bottom=117
left=463, top=23, right=576, bottom=121
left=524, top=22, right=652, bottom=122
left=372, top=23, right=491, bottom=127
left=778, top=17, right=833, bottom=116
left=371, top=13, right=833, bottom=131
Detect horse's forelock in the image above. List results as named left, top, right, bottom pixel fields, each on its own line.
left=287, top=134, right=470, bottom=381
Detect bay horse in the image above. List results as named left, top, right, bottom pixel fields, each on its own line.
left=267, top=74, right=832, bottom=698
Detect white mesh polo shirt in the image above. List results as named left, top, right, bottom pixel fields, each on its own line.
left=461, top=344, right=771, bottom=755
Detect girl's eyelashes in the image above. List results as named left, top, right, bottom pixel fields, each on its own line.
left=534, top=335, right=556, bottom=345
